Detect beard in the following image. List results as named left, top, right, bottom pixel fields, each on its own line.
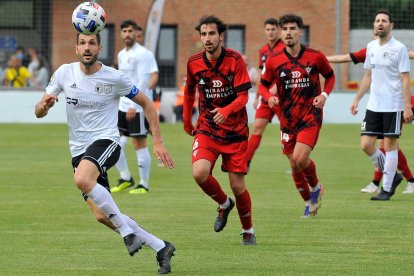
left=80, top=53, right=98, bottom=67
left=204, top=43, right=220, bottom=54
left=376, top=30, right=389, bottom=38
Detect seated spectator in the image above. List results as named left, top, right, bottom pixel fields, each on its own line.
left=2, top=54, right=31, bottom=88
left=29, top=56, right=49, bottom=90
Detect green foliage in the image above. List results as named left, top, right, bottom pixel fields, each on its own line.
left=1, top=123, right=414, bottom=275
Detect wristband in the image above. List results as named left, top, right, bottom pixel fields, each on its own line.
left=321, top=92, right=328, bottom=99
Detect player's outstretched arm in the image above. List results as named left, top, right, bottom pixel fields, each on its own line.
left=327, top=54, right=352, bottom=63
left=131, top=92, right=175, bottom=169
left=35, top=93, right=58, bottom=118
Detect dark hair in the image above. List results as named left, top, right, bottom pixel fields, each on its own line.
left=136, top=25, right=144, bottom=32
left=76, top=32, right=101, bottom=45
left=375, top=9, right=393, bottom=23
left=279, top=14, right=304, bottom=29
left=121, top=19, right=142, bottom=30
left=264, top=18, right=279, bottom=26
left=195, top=15, right=227, bottom=34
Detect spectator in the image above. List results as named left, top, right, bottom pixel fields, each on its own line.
left=30, top=56, right=50, bottom=90
left=15, top=46, right=30, bottom=67
left=2, top=54, right=31, bottom=88
left=135, top=25, right=145, bottom=45
left=27, top=48, right=41, bottom=75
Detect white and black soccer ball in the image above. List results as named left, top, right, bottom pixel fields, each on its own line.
left=72, top=2, right=106, bottom=35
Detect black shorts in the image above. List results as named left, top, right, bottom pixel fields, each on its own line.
left=118, top=110, right=149, bottom=137
left=361, top=110, right=402, bottom=138
left=71, top=139, right=121, bottom=201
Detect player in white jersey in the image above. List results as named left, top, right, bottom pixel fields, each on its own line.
left=111, top=19, right=160, bottom=194
left=350, top=9, right=413, bottom=201
left=35, top=33, right=175, bottom=274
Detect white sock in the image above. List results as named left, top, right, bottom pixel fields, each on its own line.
left=241, top=228, right=254, bottom=234
left=87, top=184, right=133, bottom=237
left=136, top=148, right=151, bottom=188
left=382, top=150, right=398, bottom=192
left=369, top=149, right=385, bottom=172
left=219, top=197, right=230, bottom=209
left=310, top=183, right=320, bottom=192
left=121, top=214, right=165, bottom=252
left=115, top=136, right=131, bottom=180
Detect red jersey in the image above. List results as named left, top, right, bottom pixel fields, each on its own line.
left=259, top=39, right=285, bottom=69
left=349, top=48, right=366, bottom=64
left=186, top=47, right=251, bottom=143
left=261, top=47, right=334, bottom=133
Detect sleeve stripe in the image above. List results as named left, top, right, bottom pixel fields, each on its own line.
left=260, top=79, right=272, bottom=87
left=323, top=70, right=334, bottom=79
left=235, top=82, right=252, bottom=93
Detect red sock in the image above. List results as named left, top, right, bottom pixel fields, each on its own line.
left=235, top=189, right=252, bottom=230
left=198, top=175, right=227, bottom=205
left=303, top=160, right=319, bottom=188
left=292, top=171, right=310, bottom=201
left=246, top=134, right=262, bottom=163
left=398, top=149, right=413, bottom=180
left=373, top=167, right=383, bottom=182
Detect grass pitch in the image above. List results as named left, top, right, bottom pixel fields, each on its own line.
left=1, top=123, right=414, bottom=275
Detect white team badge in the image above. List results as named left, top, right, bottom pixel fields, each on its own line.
left=104, top=85, right=112, bottom=94
left=199, top=79, right=205, bottom=85
left=95, top=84, right=103, bottom=94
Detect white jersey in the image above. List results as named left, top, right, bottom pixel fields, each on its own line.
left=46, top=62, right=138, bottom=157
left=364, top=37, right=410, bottom=112
left=118, top=42, right=159, bottom=112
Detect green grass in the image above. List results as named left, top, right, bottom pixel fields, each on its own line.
left=1, top=123, right=414, bottom=275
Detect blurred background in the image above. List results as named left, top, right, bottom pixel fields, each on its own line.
left=1, top=0, right=414, bottom=123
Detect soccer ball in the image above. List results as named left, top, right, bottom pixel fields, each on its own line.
left=72, top=2, right=106, bottom=35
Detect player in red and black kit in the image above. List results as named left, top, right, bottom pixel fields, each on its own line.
left=260, top=14, right=335, bottom=217
left=327, top=47, right=414, bottom=194
left=183, top=15, right=256, bottom=245
left=246, top=18, right=285, bottom=168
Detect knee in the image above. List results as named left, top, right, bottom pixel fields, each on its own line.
left=251, top=122, right=266, bottom=135
left=193, top=169, right=209, bottom=185
left=73, top=172, right=94, bottom=193
left=291, top=156, right=308, bottom=171
left=230, top=180, right=245, bottom=195
left=360, top=141, right=373, bottom=154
